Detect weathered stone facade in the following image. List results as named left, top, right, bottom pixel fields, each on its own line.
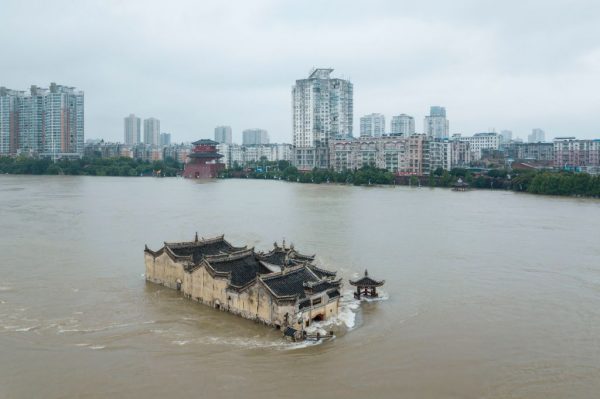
left=144, top=235, right=342, bottom=332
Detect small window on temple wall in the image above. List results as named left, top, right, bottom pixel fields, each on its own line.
left=312, top=297, right=322, bottom=306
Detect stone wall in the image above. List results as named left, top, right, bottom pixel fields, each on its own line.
left=145, top=251, right=341, bottom=331
left=144, top=251, right=185, bottom=290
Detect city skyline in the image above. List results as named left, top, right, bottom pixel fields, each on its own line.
left=2, top=1, right=600, bottom=143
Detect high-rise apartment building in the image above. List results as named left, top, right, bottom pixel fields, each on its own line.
left=0, top=87, right=21, bottom=155
left=124, top=114, right=141, bottom=145
left=390, top=114, right=415, bottom=135
left=292, top=68, right=353, bottom=169
left=18, top=86, right=46, bottom=154
left=0, top=83, right=84, bottom=158
left=160, top=132, right=171, bottom=146
left=360, top=113, right=385, bottom=137
left=528, top=128, right=545, bottom=143
left=499, top=130, right=513, bottom=143
left=424, top=106, right=449, bottom=139
left=242, top=129, right=269, bottom=145
left=143, top=118, right=160, bottom=146
left=214, top=126, right=232, bottom=144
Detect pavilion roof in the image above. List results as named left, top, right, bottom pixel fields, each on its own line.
left=453, top=178, right=469, bottom=187
left=349, top=270, right=385, bottom=287
left=188, top=152, right=223, bottom=159
left=191, top=139, right=219, bottom=145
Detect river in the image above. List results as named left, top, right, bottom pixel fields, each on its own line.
left=1, top=176, right=599, bottom=398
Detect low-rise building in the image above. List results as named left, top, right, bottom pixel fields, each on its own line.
left=429, top=139, right=451, bottom=172
left=502, top=142, right=554, bottom=162
left=554, top=137, right=600, bottom=170
left=163, top=143, right=192, bottom=164
left=83, top=141, right=124, bottom=158
left=218, top=143, right=293, bottom=168
left=450, top=140, right=471, bottom=168
left=329, top=134, right=429, bottom=175
left=455, top=132, right=500, bottom=161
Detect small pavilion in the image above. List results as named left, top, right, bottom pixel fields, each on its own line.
left=452, top=178, right=470, bottom=192
left=349, top=270, right=385, bottom=299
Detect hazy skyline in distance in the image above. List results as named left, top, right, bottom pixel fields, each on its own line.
left=1, top=0, right=599, bottom=143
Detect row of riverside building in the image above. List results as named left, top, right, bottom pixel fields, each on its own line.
left=328, top=134, right=600, bottom=175
left=83, top=140, right=294, bottom=167
left=291, top=68, right=600, bottom=175
left=4, top=76, right=599, bottom=175
left=0, top=83, right=84, bottom=159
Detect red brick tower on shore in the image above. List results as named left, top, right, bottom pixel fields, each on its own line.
left=182, top=139, right=224, bottom=178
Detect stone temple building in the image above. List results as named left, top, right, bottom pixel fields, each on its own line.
left=144, top=235, right=342, bottom=332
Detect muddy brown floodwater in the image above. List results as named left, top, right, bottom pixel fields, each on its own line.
left=1, top=175, right=599, bottom=398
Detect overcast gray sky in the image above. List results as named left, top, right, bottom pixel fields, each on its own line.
left=2, top=0, right=599, bottom=143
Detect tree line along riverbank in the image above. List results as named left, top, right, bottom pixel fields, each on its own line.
left=1, top=156, right=599, bottom=198
left=0, top=156, right=182, bottom=177
left=222, top=161, right=600, bottom=198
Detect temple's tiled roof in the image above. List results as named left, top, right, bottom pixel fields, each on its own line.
left=308, top=265, right=337, bottom=279
left=299, top=298, right=311, bottom=309
left=258, top=244, right=316, bottom=267
left=208, top=252, right=271, bottom=288
left=259, top=251, right=288, bottom=266
left=327, top=289, right=340, bottom=300
left=165, top=235, right=244, bottom=263
left=192, top=139, right=219, bottom=145
left=304, top=279, right=340, bottom=293
left=260, top=266, right=337, bottom=299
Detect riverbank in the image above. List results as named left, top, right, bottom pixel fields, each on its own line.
left=0, top=156, right=182, bottom=177
left=2, top=156, right=599, bottom=197
left=221, top=165, right=600, bottom=198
